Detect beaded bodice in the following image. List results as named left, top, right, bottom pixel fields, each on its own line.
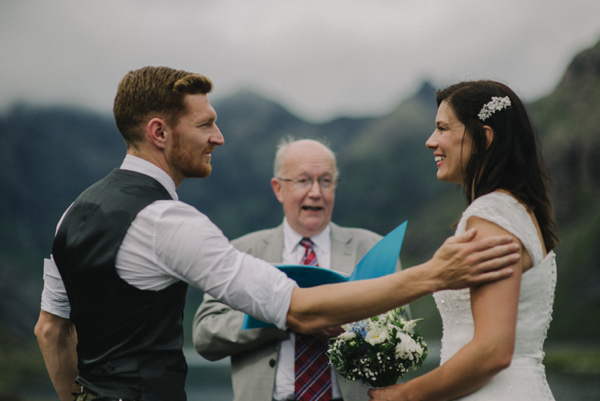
left=433, top=192, right=556, bottom=400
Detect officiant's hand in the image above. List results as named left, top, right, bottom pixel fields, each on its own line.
left=431, top=228, right=519, bottom=290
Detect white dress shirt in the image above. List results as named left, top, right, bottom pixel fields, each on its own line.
left=40, top=155, right=297, bottom=330
left=273, top=219, right=342, bottom=401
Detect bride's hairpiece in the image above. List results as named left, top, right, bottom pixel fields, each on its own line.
left=478, top=96, right=511, bottom=121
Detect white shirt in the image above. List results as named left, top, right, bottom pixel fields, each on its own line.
left=40, top=155, right=297, bottom=330
left=273, top=219, right=342, bottom=401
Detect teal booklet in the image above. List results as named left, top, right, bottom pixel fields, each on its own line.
left=242, top=220, right=408, bottom=329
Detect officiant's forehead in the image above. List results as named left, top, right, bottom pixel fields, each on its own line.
left=281, top=140, right=336, bottom=176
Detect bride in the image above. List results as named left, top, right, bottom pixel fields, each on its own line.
left=369, top=80, right=558, bottom=400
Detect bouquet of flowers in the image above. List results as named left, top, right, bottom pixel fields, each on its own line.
left=327, top=307, right=428, bottom=387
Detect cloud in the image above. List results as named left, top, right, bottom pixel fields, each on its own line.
left=1, top=0, right=600, bottom=121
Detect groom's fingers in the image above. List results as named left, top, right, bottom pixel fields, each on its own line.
left=460, top=239, right=520, bottom=285
left=470, top=233, right=516, bottom=251
left=434, top=232, right=519, bottom=290
left=467, top=235, right=520, bottom=267
left=469, top=255, right=518, bottom=283
left=436, top=231, right=516, bottom=263
left=469, top=243, right=520, bottom=276
left=452, top=229, right=516, bottom=250
left=445, top=227, right=478, bottom=244
left=470, top=240, right=520, bottom=266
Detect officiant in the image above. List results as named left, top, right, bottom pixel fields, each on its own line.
left=193, top=137, right=403, bottom=401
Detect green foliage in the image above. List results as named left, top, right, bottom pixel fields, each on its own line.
left=544, top=343, right=600, bottom=374
left=0, top=328, right=48, bottom=395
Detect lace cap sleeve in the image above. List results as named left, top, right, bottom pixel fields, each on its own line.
left=456, top=192, right=544, bottom=264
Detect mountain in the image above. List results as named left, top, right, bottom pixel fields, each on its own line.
left=529, top=38, right=600, bottom=340
left=0, top=105, right=123, bottom=266
left=0, top=105, right=125, bottom=394
left=1, top=37, right=600, bottom=395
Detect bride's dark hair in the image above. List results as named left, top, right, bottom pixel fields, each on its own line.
left=436, top=80, right=558, bottom=251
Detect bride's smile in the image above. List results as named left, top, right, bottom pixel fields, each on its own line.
left=426, top=100, right=472, bottom=187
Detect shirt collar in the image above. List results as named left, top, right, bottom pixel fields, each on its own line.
left=120, top=154, right=178, bottom=200
left=282, top=218, right=331, bottom=253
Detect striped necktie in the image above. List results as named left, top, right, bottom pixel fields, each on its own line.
left=295, top=238, right=332, bottom=401
left=299, top=237, right=318, bottom=266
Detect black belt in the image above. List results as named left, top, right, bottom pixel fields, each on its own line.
left=280, top=399, right=343, bottom=401
left=74, top=386, right=141, bottom=401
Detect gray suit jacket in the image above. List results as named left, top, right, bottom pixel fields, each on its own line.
left=193, top=222, right=396, bottom=401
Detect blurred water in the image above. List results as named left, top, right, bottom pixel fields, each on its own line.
left=183, top=345, right=600, bottom=401
left=21, top=346, right=600, bottom=400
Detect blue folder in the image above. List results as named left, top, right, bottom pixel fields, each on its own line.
left=242, top=221, right=407, bottom=329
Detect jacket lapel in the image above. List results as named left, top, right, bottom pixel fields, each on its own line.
left=259, top=224, right=285, bottom=264
left=260, top=223, right=357, bottom=275
left=330, top=222, right=356, bottom=276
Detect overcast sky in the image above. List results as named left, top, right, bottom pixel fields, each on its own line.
left=2, top=0, right=600, bottom=122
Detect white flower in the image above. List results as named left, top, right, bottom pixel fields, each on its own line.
left=395, top=332, right=421, bottom=359
left=384, top=310, right=397, bottom=322
left=365, top=326, right=390, bottom=345
left=338, top=331, right=357, bottom=341
left=402, top=319, right=420, bottom=333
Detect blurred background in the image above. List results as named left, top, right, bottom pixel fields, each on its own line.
left=1, top=1, right=599, bottom=400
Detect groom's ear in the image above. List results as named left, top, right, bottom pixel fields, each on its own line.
left=146, top=117, right=169, bottom=149
left=483, top=125, right=494, bottom=149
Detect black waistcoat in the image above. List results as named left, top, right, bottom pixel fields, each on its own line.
left=53, top=169, right=188, bottom=401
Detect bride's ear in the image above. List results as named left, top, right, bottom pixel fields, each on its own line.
left=483, top=125, right=494, bottom=149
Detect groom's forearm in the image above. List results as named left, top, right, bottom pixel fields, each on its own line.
left=286, top=232, right=518, bottom=333
left=287, top=262, right=439, bottom=333
left=34, top=310, right=79, bottom=401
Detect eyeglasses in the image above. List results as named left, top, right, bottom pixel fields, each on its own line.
left=277, top=176, right=340, bottom=190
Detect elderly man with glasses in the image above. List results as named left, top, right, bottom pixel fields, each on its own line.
left=193, top=137, right=401, bottom=401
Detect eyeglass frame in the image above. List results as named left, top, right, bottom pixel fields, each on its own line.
left=276, top=175, right=340, bottom=190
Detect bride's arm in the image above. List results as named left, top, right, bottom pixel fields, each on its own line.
left=368, top=216, right=524, bottom=401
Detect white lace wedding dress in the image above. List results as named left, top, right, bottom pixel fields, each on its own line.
left=433, top=192, right=556, bottom=400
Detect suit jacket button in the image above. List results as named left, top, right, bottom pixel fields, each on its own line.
left=269, top=359, right=276, bottom=368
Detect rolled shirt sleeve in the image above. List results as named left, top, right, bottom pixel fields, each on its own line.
left=40, top=257, right=71, bottom=319
left=40, top=199, right=297, bottom=330
left=117, top=200, right=297, bottom=330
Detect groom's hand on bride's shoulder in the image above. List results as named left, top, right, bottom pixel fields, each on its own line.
left=432, top=228, right=519, bottom=290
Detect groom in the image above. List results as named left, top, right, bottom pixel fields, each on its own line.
left=193, top=138, right=398, bottom=401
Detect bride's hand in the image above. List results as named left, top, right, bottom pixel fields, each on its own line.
left=367, top=383, right=406, bottom=401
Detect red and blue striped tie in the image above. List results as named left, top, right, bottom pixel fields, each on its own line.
left=295, top=238, right=332, bottom=401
